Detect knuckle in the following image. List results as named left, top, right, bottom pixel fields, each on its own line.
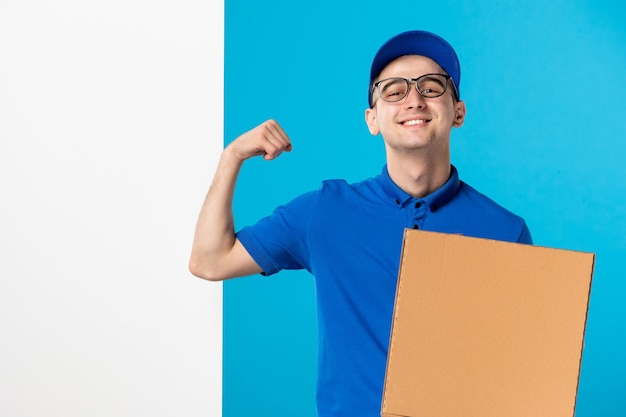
left=263, top=119, right=276, bottom=129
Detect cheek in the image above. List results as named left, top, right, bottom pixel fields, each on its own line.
left=375, top=109, right=393, bottom=127
left=439, top=105, right=457, bottom=126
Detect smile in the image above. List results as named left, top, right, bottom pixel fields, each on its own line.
left=402, top=119, right=428, bottom=126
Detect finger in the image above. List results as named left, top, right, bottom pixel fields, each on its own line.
left=263, top=119, right=292, bottom=150
left=259, top=121, right=292, bottom=159
left=264, top=138, right=294, bottom=159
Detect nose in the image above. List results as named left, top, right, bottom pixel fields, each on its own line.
left=404, top=81, right=425, bottom=108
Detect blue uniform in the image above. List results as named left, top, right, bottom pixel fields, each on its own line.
left=236, top=165, right=532, bottom=417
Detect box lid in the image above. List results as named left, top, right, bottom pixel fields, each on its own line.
left=381, top=230, right=595, bottom=417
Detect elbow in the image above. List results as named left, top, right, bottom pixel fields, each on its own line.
left=188, top=255, right=225, bottom=282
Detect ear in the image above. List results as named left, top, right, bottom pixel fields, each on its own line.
left=365, top=107, right=380, bottom=136
left=452, top=100, right=466, bottom=128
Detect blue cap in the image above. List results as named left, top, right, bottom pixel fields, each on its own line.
left=369, top=30, right=461, bottom=106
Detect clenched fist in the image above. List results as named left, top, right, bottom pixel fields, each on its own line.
left=227, top=119, right=293, bottom=162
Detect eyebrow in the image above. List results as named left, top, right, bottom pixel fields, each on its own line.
left=416, top=76, right=446, bottom=87
left=379, top=78, right=405, bottom=89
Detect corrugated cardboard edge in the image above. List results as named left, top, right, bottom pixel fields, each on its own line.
left=572, top=247, right=596, bottom=417
left=381, top=228, right=419, bottom=417
left=380, top=229, right=596, bottom=417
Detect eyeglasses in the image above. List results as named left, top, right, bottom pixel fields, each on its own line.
left=370, top=73, right=455, bottom=104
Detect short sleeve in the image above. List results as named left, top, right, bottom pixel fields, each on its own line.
left=235, top=190, right=318, bottom=276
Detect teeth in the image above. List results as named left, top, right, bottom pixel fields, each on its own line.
left=403, top=119, right=426, bottom=126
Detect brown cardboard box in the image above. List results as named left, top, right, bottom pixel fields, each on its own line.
left=381, top=230, right=595, bottom=417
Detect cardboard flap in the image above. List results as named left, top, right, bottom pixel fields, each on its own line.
left=381, top=230, right=595, bottom=417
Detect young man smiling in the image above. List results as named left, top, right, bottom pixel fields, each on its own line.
left=190, top=30, right=532, bottom=417
left=366, top=53, right=467, bottom=198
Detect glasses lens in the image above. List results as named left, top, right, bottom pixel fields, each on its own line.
left=378, top=78, right=409, bottom=102
left=417, top=75, right=448, bottom=98
left=376, top=75, right=449, bottom=102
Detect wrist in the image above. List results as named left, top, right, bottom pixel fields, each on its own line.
left=220, top=144, right=245, bottom=170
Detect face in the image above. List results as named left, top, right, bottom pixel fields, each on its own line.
left=365, top=55, right=466, bottom=155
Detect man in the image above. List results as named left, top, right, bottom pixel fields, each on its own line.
left=190, top=30, right=532, bottom=417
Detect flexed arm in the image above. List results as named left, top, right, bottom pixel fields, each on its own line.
left=189, top=120, right=292, bottom=281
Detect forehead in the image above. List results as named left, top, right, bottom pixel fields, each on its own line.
left=376, top=55, right=445, bottom=81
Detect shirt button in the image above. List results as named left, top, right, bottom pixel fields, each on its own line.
left=415, top=202, right=421, bottom=208
left=413, top=225, right=419, bottom=229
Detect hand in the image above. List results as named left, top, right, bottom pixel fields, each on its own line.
left=227, top=119, right=293, bottom=162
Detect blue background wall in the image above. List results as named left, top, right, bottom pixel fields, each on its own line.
left=224, top=1, right=625, bottom=415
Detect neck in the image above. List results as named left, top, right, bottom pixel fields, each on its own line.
left=386, top=152, right=451, bottom=198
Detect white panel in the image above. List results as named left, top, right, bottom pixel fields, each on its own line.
left=0, top=0, right=222, bottom=415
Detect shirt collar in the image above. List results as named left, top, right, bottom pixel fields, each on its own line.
left=378, top=164, right=461, bottom=211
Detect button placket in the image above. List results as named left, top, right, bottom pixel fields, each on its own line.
left=410, top=199, right=427, bottom=230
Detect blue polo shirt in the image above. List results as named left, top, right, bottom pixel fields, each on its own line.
left=236, top=165, right=532, bottom=417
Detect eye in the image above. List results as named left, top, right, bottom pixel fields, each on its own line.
left=418, top=76, right=446, bottom=96
left=380, top=79, right=407, bottom=100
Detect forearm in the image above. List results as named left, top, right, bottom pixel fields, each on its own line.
left=189, top=147, right=244, bottom=280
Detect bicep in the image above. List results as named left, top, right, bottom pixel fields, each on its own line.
left=221, top=238, right=264, bottom=280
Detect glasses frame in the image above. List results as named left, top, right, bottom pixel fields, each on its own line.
left=370, top=73, right=457, bottom=105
